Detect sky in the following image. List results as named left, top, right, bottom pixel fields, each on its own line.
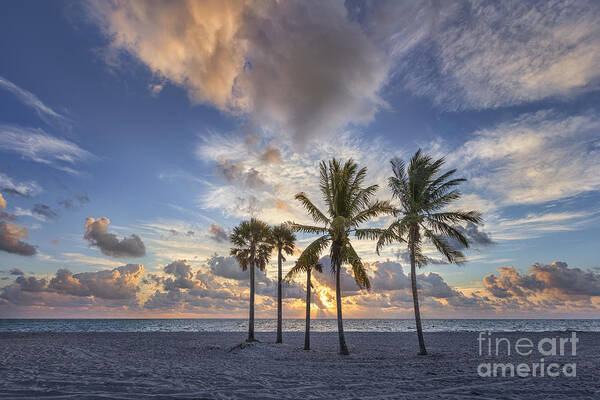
left=1, top=0, right=599, bottom=319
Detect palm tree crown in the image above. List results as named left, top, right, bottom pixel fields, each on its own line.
left=376, top=149, right=482, bottom=262
left=289, top=158, right=394, bottom=354
left=230, top=218, right=273, bottom=272
left=290, top=159, right=393, bottom=288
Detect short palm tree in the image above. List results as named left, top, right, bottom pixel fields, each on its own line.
left=286, top=258, right=323, bottom=350
left=289, top=159, right=393, bottom=355
left=270, top=223, right=296, bottom=344
left=376, top=150, right=482, bottom=355
left=230, top=218, right=273, bottom=342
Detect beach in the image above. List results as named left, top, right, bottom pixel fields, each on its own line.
left=1, top=331, right=598, bottom=399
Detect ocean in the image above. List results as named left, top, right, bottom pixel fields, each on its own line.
left=1, top=318, right=599, bottom=332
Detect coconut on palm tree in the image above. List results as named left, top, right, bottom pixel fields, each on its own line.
left=288, top=159, right=393, bottom=355
left=270, top=223, right=296, bottom=344
left=230, top=218, right=273, bottom=342
left=376, top=149, right=482, bottom=355
left=286, top=258, right=323, bottom=350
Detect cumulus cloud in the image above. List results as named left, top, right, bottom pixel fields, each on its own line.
left=0, top=193, right=5, bottom=210
left=483, top=261, right=600, bottom=301
left=88, top=0, right=388, bottom=146
left=48, top=265, right=143, bottom=299
left=0, top=125, right=93, bottom=174
left=84, top=217, right=146, bottom=258
left=0, top=173, right=42, bottom=197
left=372, top=0, right=600, bottom=110
left=0, top=265, right=144, bottom=309
left=163, top=260, right=198, bottom=290
left=9, top=268, right=24, bottom=276
left=208, top=223, right=229, bottom=243
left=0, top=221, right=36, bottom=256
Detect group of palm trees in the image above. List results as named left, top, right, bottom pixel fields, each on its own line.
left=229, top=150, right=482, bottom=355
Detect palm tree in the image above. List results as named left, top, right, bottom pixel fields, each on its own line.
left=270, top=223, right=296, bottom=344
left=230, top=218, right=273, bottom=342
left=289, top=159, right=393, bottom=355
left=286, top=259, right=323, bottom=350
left=376, top=149, right=482, bottom=355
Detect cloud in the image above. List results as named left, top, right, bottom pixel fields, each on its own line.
left=208, top=255, right=248, bottom=281
left=0, top=193, right=5, bottom=210
left=59, top=194, right=90, bottom=209
left=260, top=146, right=282, bottom=164
left=483, top=261, right=600, bottom=304
left=0, top=75, right=66, bottom=123
left=32, top=204, right=59, bottom=219
left=48, top=264, right=144, bottom=300
left=84, top=217, right=146, bottom=258
left=448, top=111, right=600, bottom=206
left=0, top=265, right=144, bottom=309
left=372, top=1, right=600, bottom=110
left=447, top=222, right=495, bottom=250
left=163, top=260, right=198, bottom=290
left=0, top=221, right=36, bottom=256
left=208, top=223, right=229, bottom=243
left=88, top=0, right=388, bottom=146
left=0, top=173, right=42, bottom=197
left=9, top=268, right=24, bottom=276
left=0, top=125, right=93, bottom=174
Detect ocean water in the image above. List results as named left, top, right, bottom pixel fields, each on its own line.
left=1, top=319, right=599, bottom=333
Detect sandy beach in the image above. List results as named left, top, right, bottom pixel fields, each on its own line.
left=1, top=331, right=598, bottom=399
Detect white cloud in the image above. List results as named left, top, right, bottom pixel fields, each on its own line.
left=0, top=75, right=67, bottom=124
left=0, top=173, right=42, bottom=197
left=373, top=0, right=600, bottom=110
left=0, top=125, right=93, bottom=174
left=447, top=111, right=600, bottom=205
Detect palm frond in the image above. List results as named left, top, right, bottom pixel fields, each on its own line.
left=342, top=243, right=371, bottom=290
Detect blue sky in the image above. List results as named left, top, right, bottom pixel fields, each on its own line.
left=1, top=0, right=599, bottom=318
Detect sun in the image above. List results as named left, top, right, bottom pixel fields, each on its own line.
left=318, top=287, right=336, bottom=309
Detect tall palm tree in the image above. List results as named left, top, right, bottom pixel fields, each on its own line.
left=289, top=159, right=393, bottom=355
left=230, top=218, right=273, bottom=342
left=286, top=259, right=323, bottom=350
left=270, top=223, right=296, bottom=344
left=376, top=149, right=482, bottom=355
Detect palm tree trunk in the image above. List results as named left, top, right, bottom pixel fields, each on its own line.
left=334, top=253, right=350, bottom=355
left=248, top=262, right=255, bottom=342
left=276, top=247, right=283, bottom=343
left=304, top=267, right=311, bottom=351
left=410, top=245, right=427, bottom=355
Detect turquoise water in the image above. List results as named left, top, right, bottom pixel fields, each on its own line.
left=1, top=319, right=599, bottom=332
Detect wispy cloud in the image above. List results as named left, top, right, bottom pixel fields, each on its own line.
left=0, top=173, right=42, bottom=197
left=0, top=75, right=68, bottom=125
left=0, top=125, right=94, bottom=174
left=372, top=0, right=600, bottom=110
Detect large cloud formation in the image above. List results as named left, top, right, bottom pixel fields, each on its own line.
left=88, top=0, right=388, bottom=146
left=84, top=217, right=146, bottom=258
left=0, top=264, right=144, bottom=309
left=483, top=261, right=600, bottom=302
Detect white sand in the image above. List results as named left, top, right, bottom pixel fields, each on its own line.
left=0, top=331, right=598, bottom=399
